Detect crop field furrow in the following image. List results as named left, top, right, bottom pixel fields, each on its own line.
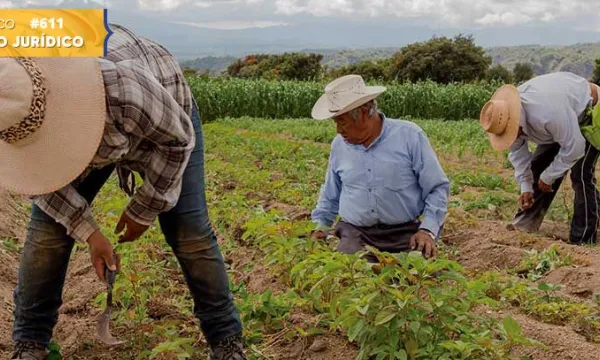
left=200, top=118, right=600, bottom=359
left=208, top=119, right=597, bottom=360
left=5, top=116, right=600, bottom=360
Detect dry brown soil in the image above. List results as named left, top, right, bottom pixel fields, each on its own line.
left=0, top=192, right=104, bottom=359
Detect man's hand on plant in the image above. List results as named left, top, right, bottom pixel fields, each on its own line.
left=519, top=192, right=534, bottom=210
left=410, top=230, right=437, bottom=259
left=311, top=229, right=328, bottom=240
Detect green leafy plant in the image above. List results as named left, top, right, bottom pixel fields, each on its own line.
left=73, top=115, right=586, bottom=359
left=512, top=245, right=572, bottom=281
left=46, top=342, right=62, bottom=360
left=323, top=248, right=543, bottom=359
left=2, top=237, right=19, bottom=252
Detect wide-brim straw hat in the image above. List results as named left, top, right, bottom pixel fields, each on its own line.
left=480, top=84, right=521, bottom=151
left=312, top=74, right=386, bottom=120
left=0, top=57, right=106, bottom=195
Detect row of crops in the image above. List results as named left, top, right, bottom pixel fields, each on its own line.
left=187, top=77, right=499, bottom=122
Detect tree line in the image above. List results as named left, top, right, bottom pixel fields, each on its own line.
left=183, top=34, right=600, bottom=86
left=326, top=35, right=537, bottom=85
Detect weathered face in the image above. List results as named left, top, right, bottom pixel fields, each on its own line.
left=332, top=107, right=369, bottom=144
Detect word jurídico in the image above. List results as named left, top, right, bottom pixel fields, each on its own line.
left=0, top=34, right=84, bottom=48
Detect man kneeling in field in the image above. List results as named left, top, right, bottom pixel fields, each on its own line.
left=309, top=75, right=450, bottom=260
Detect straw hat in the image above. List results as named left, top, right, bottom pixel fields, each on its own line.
left=0, top=57, right=106, bottom=195
left=312, top=74, right=386, bottom=120
left=480, top=84, right=522, bottom=151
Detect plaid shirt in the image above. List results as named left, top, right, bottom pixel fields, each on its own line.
left=33, top=24, right=195, bottom=243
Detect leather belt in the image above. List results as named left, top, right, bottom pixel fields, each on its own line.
left=370, top=219, right=419, bottom=230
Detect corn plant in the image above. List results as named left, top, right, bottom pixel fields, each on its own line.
left=187, top=77, right=496, bottom=122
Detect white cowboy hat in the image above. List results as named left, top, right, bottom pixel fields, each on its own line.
left=0, top=57, right=106, bottom=195
left=480, top=84, right=522, bottom=151
left=311, top=74, right=386, bottom=120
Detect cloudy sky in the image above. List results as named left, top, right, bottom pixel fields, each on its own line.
left=32, top=0, right=598, bottom=30
left=5, top=0, right=600, bottom=56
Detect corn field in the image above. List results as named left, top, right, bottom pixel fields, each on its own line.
left=187, top=77, right=499, bottom=122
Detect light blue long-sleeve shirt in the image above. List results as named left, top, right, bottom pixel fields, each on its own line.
left=311, top=114, right=450, bottom=238
left=508, top=72, right=594, bottom=193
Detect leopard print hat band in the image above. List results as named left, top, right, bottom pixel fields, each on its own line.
left=0, top=57, right=48, bottom=144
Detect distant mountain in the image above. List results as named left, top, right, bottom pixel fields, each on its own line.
left=316, top=48, right=401, bottom=69
left=179, top=48, right=401, bottom=75
left=180, top=56, right=238, bottom=75
left=485, top=43, right=600, bottom=79
left=180, top=43, right=600, bottom=79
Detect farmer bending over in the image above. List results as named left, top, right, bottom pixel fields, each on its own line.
left=1, top=24, right=245, bottom=360
left=309, top=75, right=450, bottom=261
left=480, top=72, right=600, bottom=245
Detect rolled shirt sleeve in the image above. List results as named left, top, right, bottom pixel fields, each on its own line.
left=33, top=184, right=100, bottom=243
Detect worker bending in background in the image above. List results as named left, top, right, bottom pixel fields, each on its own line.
left=480, top=72, right=600, bottom=245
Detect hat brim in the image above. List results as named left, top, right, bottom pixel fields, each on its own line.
left=483, top=85, right=521, bottom=151
left=0, top=58, right=106, bottom=196
left=311, top=86, right=386, bottom=120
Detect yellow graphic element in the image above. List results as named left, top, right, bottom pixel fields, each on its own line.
left=0, top=9, right=110, bottom=57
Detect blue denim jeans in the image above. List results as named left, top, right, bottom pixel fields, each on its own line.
left=12, top=100, right=243, bottom=347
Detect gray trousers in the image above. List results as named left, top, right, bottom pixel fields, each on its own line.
left=511, top=141, right=600, bottom=244
left=333, top=220, right=420, bottom=262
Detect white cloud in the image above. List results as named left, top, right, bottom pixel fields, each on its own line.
left=137, top=0, right=263, bottom=11
left=541, top=12, right=555, bottom=22
left=476, top=12, right=532, bottom=26
left=275, top=0, right=355, bottom=16
left=174, top=19, right=289, bottom=29
left=3, top=0, right=598, bottom=30
left=194, top=1, right=212, bottom=7
left=32, top=0, right=597, bottom=32
left=138, top=0, right=184, bottom=11
left=86, top=0, right=112, bottom=5
left=272, top=0, right=600, bottom=28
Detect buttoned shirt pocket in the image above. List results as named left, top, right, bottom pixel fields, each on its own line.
left=380, top=161, right=416, bottom=191
left=339, top=167, right=367, bottom=190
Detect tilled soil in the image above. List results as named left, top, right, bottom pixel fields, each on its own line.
left=265, top=334, right=359, bottom=360
left=447, top=216, right=600, bottom=299
left=0, top=191, right=354, bottom=360
left=446, top=214, right=600, bottom=360
left=0, top=247, right=18, bottom=356
left=4, top=186, right=600, bottom=359
left=0, top=192, right=105, bottom=359
left=0, top=192, right=27, bottom=358
left=477, top=308, right=600, bottom=360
